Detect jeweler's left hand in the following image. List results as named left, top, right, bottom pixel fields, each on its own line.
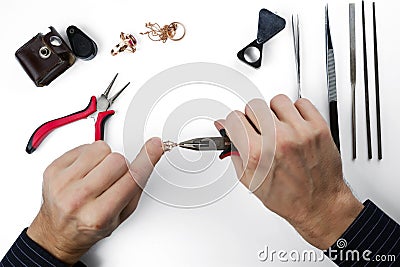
left=27, top=138, right=163, bottom=265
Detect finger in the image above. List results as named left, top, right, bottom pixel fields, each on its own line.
left=231, top=155, right=244, bottom=179
left=214, top=120, right=244, bottom=176
left=218, top=113, right=262, bottom=175
left=214, top=120, right=225, bottom=131
left=94, top=171, right=141, bottom=222
left=245, top=100, right=262, bottom=134
left=49, top=144, right=87, bottom=170
left=128, top=137, right=164, bottom=189
left=81, top=152, right=128, bottom=198
left=119, top=190, right=142, bottom=223
left=66, top=141, right=111, bottom=180
left=217, top=112, right=272, bottom=192
left=270, top=94, right=304, bottom=124
left=245, top=98, right=276, bottom=136
left=223, top=110, right=259, bottom=159
left=94, top=138, right=163, bottom=219
left=294, top=98, right=327, bottom=124
left=238, top=100, right=277, bottom=192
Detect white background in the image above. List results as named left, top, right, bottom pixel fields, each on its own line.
left=1, top=0, right=399, bottom=266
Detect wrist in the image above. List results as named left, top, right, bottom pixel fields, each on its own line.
left=295, top=183, right=364, bottom=250
left=27, top=210, right=85, bottom=265
left=320, top=185, right=364, bottom=249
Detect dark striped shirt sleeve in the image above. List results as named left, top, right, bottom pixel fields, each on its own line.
left=325, top=199, right=400, bottom=266
left=1, top=228, right=86, bottom=267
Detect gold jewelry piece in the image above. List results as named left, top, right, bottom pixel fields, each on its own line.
left=140, top=22, right=186, bottom=43
left=111, top=32, right=137, bottom=56
left=162, top=140, right=178, bottom=152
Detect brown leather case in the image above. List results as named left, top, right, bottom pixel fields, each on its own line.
left=15, top=27, right=76, bottom=87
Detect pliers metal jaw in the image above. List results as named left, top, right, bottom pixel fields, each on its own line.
left=26, top=74, right=130, bottom=154
left=178, top=129, right=239, bottom=159
left=178, top=136, right=230, bottom=151
left=96, top=74, right=130, bottom=113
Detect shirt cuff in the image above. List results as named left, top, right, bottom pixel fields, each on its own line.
left=324, top=199, right=400, bottom=266
left=1, top=228, right=86, bottom=267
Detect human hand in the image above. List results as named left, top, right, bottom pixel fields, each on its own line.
left=27, top=138, right=163, bottom=265
left=215, top=95, right=364, bottom=249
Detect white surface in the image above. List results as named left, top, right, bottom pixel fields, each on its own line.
left=1, top=0, right=399, bottom=266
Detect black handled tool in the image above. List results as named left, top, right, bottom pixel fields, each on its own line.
left=362, top=1, right=373, bottom=159
left=325, top=5, right=341, bottom=153
left=372, top=2, right=382, bottom=160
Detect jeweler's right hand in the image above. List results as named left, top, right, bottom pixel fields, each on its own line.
left=215, top=95, right=364, bottom=250
left=27, top=138, right=163, bottom=265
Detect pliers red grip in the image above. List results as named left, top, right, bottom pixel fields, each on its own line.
left=26, top=74, right=130, bottom=154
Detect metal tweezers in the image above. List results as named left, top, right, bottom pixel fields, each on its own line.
left=349, top=3, right=356, bottom=159
left=292, top=14, right=301, bottom=99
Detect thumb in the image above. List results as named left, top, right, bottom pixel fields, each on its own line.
left=129, top=137, right=164, bottom=188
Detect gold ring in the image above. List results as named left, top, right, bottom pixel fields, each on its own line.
left=169, top=22, right=186, bottom=41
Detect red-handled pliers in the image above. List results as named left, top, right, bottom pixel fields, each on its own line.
left=26, top=74, right=130, bottom=154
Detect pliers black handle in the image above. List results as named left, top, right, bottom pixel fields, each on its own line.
left=218, top=129, right=239, bottom=159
